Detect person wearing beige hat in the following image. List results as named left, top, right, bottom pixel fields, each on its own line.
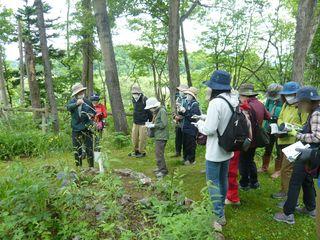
left=178, top=87, right=201, bottom=165
left=172, top=84, right=189, bottom=158
left=128, top=84, right=153, bottom=158
left=67, top=83, right=96, bottom=167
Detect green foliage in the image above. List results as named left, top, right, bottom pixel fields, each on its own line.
left=111, top=132, right=131, bottom=148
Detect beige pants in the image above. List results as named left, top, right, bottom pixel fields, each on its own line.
left=317, top=186, right=320, bottom=239
left=280, top=154, right=293, bottom=194
left=132, top=124, right=148, bottom=154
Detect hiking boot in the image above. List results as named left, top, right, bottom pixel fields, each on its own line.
left=135, top=153, right=146, bottom=158
left=239, top=185, right=250, bottom=191
left=271, top=192, right=287, bottom=199
left=273, top=212, right=295, bottom=224
left=225, top=199, right=241, bottom=206
left=171, top=153, right=181, bottom=158
left=156, top=172, right=167, bottom=179
left=128, top=151, right=139, bottom=157
left=296, top=207, right=316, bottom=218
left=250, top=182, right=260, bottom=189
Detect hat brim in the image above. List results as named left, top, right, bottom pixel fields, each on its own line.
left=279, top=90, right=298, bottom=95
left=72, top=87, right=87, bottom=97
left=239, top=91, right=259, bottom=97
left=291, top=96, right=320, bottom=104
left=177, top=87, right=188, bottom=91
left=184, top=90, right=197, bottom=100
left=144, top=102, right=160, bottom=110
left=203, top=80, right=231, bottom=91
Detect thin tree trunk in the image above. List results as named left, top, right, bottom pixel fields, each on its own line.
left=292, top=0, right=320, bottom=84
left=66, top=0, right=70, bottom=57
left=92, top=0, right=128, bottom=133
left=18, top=19, right=25, bottom=105
left=35, top=0, right=59, bottom=133
left=0, top=46, right=9, bottom=107
left=25, top=40, right=41, bottom=118
left=180, top=21, right=192, bottom=86
left=81, top=0, right=94, bottom=96
left=168, top=0, right=180, bottom=112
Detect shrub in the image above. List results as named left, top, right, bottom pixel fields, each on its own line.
left=111, top=132, right=131, bottom=149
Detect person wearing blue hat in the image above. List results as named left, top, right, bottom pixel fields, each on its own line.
left=194, top=70, right=239, bottom=230
left=274, top=86, right=320, bottom=225
left=271, top=82, right=308, bottom=201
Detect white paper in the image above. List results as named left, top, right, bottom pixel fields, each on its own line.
left=94, top=151, right=105, bottom=173
left=270, top=123, right=287, bottom=135
left=282, top=141, right=310, bottom=162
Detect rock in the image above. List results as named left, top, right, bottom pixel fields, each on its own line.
left=114, top=168, right=133, bottom=177
left=139, top=197, right=151, bottom=207
left=115, top=169, right=152, bottom=186
left=120, top=194, right=132, bottom=205
left=215, top=233, right=225, bottom=240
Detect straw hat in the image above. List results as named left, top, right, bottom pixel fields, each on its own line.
left=131, top=84, right=143, bottom=94
left=184, top=87, right=199, bottom=99
left=71, top=83, right=87, bottom=97
left=144, top=97, right=161, bottom=110
left=177, top=84, right=188, bottom=92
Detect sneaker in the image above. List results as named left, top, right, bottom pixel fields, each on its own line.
left=212, top=221, right=222, bottom=232
left=184, top=160, right=191, bottom=166
left=296, top=207, right=316, bottom=218
left=135, top=153, right=146, bottom=158
left=225, top=199, right=241, bottom=206
left=216, top=216, right=227, bottom=226
left=128, top=151, right=139, bottom=157
left=156, top=172, right=167, bottom=179
left=239, top=185, right=250, bottom=191
left=250, top=182, right=260, bottom=189
left=273, top=212, right=295, bottom=224
left=271, top=192, right=287, bottom=199
left=153, top=168, right=160, bottom=174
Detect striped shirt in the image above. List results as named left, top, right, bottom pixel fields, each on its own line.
left=297, top=111, right=320, bottom=144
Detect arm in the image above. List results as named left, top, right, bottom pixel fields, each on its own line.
left=184, top=102, right=201, bottom=122
left=198, top=100, right=220, bottom=136
left=66, top=99, right=78, bottom=112
left=297, top=112, right=320, bottom=144
left=154, top=109, right=168, bottom=129
left=102, top=105, right=107, bottom=118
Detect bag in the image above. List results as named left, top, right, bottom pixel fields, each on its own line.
left=217, top=96, right=250, bottom=152
left=147, top=128, right=155, bottom=138
left=249, top=105, right=270, bottom=148
left=197, top=133, right=207, bottom=145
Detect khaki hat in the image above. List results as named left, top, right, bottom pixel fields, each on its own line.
left=238, top=83, right=258, bottom=97
left=71, top=83, right=87, bottom=97
left=177, top=84, right=188, bottom=91
left=145, top=97, right=161, bottom=110
left=266, top=83, right=283, bottom=100
left=184, top=87, right=199, bottom=99
left=131, top=84, right=143, bottom=94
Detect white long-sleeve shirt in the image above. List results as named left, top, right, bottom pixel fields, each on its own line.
left=197, top=92, right=239, bottom=162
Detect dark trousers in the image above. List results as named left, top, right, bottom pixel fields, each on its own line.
left=264, top=134, right=280, bottom=158
left=175, top=126, right=183, bottom=155
left=155, top=140, right=168, bottom=174
left=72, top=130, right=94, bottom=167
left=182, top=132, right=197, bottom=163
left=283, top=161, right=316, bottom=215
left=239, top=148, right=258, bottom=187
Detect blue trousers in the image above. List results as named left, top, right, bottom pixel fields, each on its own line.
left=206, top=159, right=230, bottom=218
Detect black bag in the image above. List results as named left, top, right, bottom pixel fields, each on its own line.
left=217, top=96, right=250, bottom=152
left=249, top=106, right=270, bottom=148
left=147, top=128, right=155, bottom=138
left=196, top=133, right=207, bottom=145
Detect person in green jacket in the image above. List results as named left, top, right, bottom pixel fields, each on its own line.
left=145, top=97, right=169, bottom=178
left=259, top=84, right=283, bottom=176
left=66, top=83, right=96, bottom=167
left=271, top=82, right=308, bottom=201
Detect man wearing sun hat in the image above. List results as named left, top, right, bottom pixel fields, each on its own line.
left=178, top=86, right=201, bottom=165
left=67, top=83, right=96, bottom=167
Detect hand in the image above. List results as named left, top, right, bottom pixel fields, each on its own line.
left=146, top=123, right=155, bottom=129
left=179, top=106, right=186, bottom=113
left=77, top=99, right=84, bottom=105
left=192, top=114, right=206, bottom=121
left=191, top=122, right=199, bottom=128
left=296, top=148, right=314, bottom=163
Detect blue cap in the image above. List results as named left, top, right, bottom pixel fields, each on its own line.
left=291, top=86, right=320, bottom=104
left=203, top=70, right=231, bottom=91
left=279, top=81, right=301, bottom=95
left=90, top=93, right=100, bottom=102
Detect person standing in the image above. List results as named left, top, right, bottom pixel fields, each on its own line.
left=271, top=82, right=307, bottom=201
left=67, top=83, right=96, bottom=167
left=172, top=84, right=188, bottom=157
left=195, top=70, right=239, bottom=231
left=128, top=84, right=153, bottom=158
left=238, top=84, right=271, bottom=190
left=145, top=97, right=169, bottom=178
left=178, top=87, right=201, bottom=165
left=259, top=84, right=283, bottom=178
left=274, top=86, right=320, bottom=224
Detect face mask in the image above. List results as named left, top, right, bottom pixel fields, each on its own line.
left=133, top=94, right=140, bottom=101
left=186, top=94, right=194, bottom=102
left=77, top=94, right=85, bottom=99
left=285, top=95, right=295, bottom=104
left=180, top=92, right=185, bottom=98
left=206, top=88, right=212, bottom=101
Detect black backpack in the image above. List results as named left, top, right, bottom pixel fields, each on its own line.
left=217, top=96, right=250, bottom=152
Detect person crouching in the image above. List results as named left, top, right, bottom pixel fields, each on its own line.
left=145, top=97, right=169, bottom=178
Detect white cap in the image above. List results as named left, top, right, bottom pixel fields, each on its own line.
left=145, top=97, right=161, bottom=110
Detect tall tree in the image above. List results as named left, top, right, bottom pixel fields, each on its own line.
left=92, top=0, right=128, bottom=133
left=34, top=0, right=59, bottom=132
left=80, top=0, right=94, bottom=96
left=0, top=46, right=9, bottom=107
left=17, top=18, right=25, bottom=105
left=292, top=0, right=320, bottom=83
left=168, top=0, right=180, bottom=111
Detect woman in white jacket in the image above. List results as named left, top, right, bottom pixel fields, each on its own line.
left=196, top=70, right=239, bottom=230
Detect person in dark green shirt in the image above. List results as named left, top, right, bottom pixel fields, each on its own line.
left=66, top=83, right=96, bottom=167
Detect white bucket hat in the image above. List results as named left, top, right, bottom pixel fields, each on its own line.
left=71, top=83, right=87, bottom=97
left=145, top=97, right=161, bottom=110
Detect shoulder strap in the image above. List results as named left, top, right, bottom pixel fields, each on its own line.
left=216, top=96, right=235, bottom=113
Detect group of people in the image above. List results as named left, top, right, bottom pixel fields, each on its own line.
left=66, top=70, right=320, bottom=236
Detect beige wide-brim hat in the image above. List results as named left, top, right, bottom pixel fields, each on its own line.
left=177, top=84, right=188, bottom=92
left=145, top=97, right=161, bottom=110
left=183, top=87, right=199, bottom=100
left=71, top=83, right=87, bottom=97
left=131, top=84, right=143, bottom=94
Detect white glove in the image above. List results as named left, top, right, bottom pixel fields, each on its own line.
left=192, top=114, right=207, bottom=121
left=179, top=106, right=186, bottom=113
left=146, top=123, right=155, bottom=129
left=191, top=122, right=199, bottom=128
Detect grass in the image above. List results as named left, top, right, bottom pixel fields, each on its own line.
left=0, top=126, right=317, bottom=240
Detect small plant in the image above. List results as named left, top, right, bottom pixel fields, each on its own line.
left=111, top=132, right=131, bottom=149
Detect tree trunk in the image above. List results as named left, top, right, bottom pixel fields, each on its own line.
left=81, top=0, right=94, bottom=96
left=0, top=46, right=9, bottom=107
left=168, top=0, right=180, bottom=112
left=35, top=0, right=59, bottom=133
left=92, top=0, right=128, bottom=134
left=66, top=0, right=70, bottom=58
left=180, top=21, right=192, bottom=87
left=25, top=40, right=41, bottom=118
left=292, top=0, right=320, bottom=84
left=18, top=19, right=25, bottom=105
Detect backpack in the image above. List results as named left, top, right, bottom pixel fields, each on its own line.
left=217, top=96, right=250, bottom=152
